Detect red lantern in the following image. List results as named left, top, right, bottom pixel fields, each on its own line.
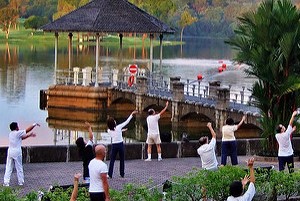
left=197, top=74, right=203, bottom=80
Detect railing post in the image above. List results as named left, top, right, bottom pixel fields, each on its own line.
left=112, top=69, right=119, bottom=87
left=82, top=67, right=92, bottom=86
left=170, top=77, right=181, bottom=92
left=136, top=76, right=148, bottom=113
left=215, top=87, right=230, bottom=129
left=209, top=81, right=221, bottom=99
left=171, top=82, right=184, bottom=123
left=73, top=67, right=80, bottom=85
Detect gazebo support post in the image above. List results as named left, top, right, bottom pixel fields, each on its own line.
left=159, top=34, right=163, bottom=72
left=68, top=33, right=73, bottom=84
left=150, top=33, right=154, bottom=72
left=95, top=33, right=100, bottom=87
left=119, top=33, right=123, bottom=69
left=54, top=32, right=59, bottom=84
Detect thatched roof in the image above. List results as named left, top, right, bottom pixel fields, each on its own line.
left=41, top=0, right=175, bottom=34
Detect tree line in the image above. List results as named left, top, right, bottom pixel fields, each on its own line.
left=1, top=0, right=300, bottom=39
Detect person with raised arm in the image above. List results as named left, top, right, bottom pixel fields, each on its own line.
left=75, top=122, right=95, bottom=183
left=275, top=110, right=297, bottom=173
left=3, top=122, right=40, bottom=186
left=145, top=101, right=169, bottom=161
left=70, top=173, right=82, bottom=201
left=227, top=158, right=256, bottom=201
left=221, top=115, right=246, bottom=165
left=197, top=122, right=218, bottom=170
left=107, top=110, right=138, bottom=178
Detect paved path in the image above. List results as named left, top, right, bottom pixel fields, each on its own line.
left=0, top=156, right=299, bottom=198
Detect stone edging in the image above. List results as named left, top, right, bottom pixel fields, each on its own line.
left=254, top=155, right=300, bottom=162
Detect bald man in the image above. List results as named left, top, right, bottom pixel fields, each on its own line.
left=88, top=145, right=110, bottom=201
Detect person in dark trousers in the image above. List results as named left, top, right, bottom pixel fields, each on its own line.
left=227, top=158, right=256, bottom=201
left=221, top=115, right=246, bottom=165
left=107, top=110, right=137, bottom=178
left=3, top=122, right=40, bottom=187
left=275, top=110, right=297, bottom=173
left=76, top=122, right=95, bottom=183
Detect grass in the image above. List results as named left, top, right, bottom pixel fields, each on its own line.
left=0, top=23, right=181, bottom=48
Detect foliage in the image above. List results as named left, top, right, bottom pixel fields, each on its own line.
left=42, top=186, right=89, bottom=201
left=269, top=169, right=300, bottom=201
left=0, top=187, right=19, bottom=201
left=226, top=0, right=300, bottom=153
left=0, top=0, right=264, bottom=39
left=167, top=166, right=246, bottom=201
left=1, top=166, right=300, bottom=201
left=0, top=7, right=18, bottom=39
left=179, top=9, right=197, bottom=43
left=110, top=183, right=163, bottom=201
left=24, top=15, right=49, bottom=30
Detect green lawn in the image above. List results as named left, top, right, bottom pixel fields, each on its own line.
left=0, top=26, right=180, bottom=48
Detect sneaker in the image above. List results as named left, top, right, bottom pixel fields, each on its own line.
left=3, top=183, right=9, bottom=187
left=158, top=158, right=163, bottom=161
left=145, top=158, right=152, bottom=161
left=18, top=183, right=24, bottom=186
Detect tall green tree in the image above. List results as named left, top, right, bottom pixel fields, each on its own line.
left=226, top=0, right=300, bottom=154
left=0, top=7, right=18, bottom=39
left=179, top=9, right=197, bottom=44
left=24, top=15, right=49, bottom=30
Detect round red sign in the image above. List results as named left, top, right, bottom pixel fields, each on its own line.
left=129, top=64, right=138, bottom=74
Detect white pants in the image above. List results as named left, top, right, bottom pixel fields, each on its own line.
left=3, top=154, right=24, bottom=185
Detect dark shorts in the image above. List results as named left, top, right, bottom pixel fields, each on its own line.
left=90, top=192, right=105, bottom=201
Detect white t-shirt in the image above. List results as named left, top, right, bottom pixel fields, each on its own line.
left=275, top=125, right=293, bottom=156
left=227, top=182, right=256, bottom=201
left=108, top=114, right=133, bottom=144
left=88, top=158, right=108, bottom=193
left=197, top=138, right=218, bottom=170
left=147, top=114, right=160, bottom=135
left=8, top=130, right=26, bottom=158
left=222, top=125, right=238, bottom=141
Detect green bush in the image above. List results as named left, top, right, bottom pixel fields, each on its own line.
left=110, top=183, right=163, bottom=201
left=1, top=167, right=300, bottom=201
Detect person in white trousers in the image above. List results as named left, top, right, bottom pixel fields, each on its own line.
left=3, top=122, right=40, bottom=186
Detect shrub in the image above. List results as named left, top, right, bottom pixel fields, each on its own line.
left=110, top=183, right=163, bottom=201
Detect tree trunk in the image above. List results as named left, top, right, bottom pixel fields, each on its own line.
left=180, top=27, right=185, bottom=57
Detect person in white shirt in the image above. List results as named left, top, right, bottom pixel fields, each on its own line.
left=197, top=122, right=218, bottom=170
left=89, top=144, right=110, bottom=201
left=107, top=110, right=137, bottom=178
left=227, top=158, right=256, bottom=201
left=221, top=115, right=246, bottom=166
left=275, top=110, right=297, bottom=173
left=3, top=122, right=40, bottom=187
left=145, top=101, right=168, bottom=161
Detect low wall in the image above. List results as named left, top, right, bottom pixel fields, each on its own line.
left=0, top=138, right=300, bottom=164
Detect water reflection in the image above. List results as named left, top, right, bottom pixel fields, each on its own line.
left=0, top=37, right=255, bottom=146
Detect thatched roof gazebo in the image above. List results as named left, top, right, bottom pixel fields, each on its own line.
left=41, top=0, right=175, bottom=86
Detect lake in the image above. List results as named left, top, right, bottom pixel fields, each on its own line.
left=0, top=37, right=256, bottom=147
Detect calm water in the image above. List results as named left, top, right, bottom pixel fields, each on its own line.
left=0, top=37, right=256, bottom=147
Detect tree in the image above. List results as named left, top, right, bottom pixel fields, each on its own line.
left=226, top=0, right=300, bottom=154
left=179, top=9, right=197, bottom=44
left=0, top=7, right=18, bottom=39
left=24, top=15, right=49, bottom=31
